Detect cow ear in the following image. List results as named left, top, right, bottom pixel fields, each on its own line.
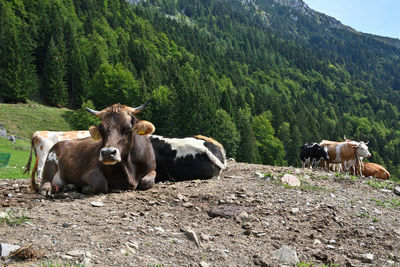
left=133, top=120, right=155, bottom=135
left=89, top=126, right=101, bottom=140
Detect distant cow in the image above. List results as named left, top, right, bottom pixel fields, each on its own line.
left=25, top=130, right=90, bottom=190
left=362, top=162, right=390, bottom=180
left=149, top=135, right=226, bottom=182
left=37, top=102, right=156, bottom=195
left=300, top=143, right=329, bottom=169
left=319, top=140, right=371, bottom=175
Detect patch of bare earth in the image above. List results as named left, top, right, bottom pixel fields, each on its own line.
left=1, top=161, right=400, bottom=266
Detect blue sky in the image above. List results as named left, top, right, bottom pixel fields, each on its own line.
left=302, top=0, right=400, bottom=39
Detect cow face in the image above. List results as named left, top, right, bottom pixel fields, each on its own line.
left=353, top=141, right=371, bottom=158
left=87, top=103, right=155, bottom=165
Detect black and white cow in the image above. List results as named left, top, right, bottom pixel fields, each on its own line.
left=149, top=135, right=226, bottom=182
left=300, top=142, right=329, bottom=169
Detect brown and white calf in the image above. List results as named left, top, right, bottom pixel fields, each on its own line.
left=362, top=162, right=390, bottom=179
left=24, top=131, right=90, bottom=190
left=319, top=140, right=371, bottom=175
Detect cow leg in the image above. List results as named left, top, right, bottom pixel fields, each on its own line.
left=39, top=158, right=59, bottom=196
left=137, top=170, right=156, bottom=190
left=82, top=169, right=108, bottom=194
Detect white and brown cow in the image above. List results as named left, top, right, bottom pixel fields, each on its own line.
left=24, top=131, right=90, bottom=190
left=149, top=134, right=226, bottom=182
left=362, top=162, right=390, bottom=179
left=319, top=140, right=371, bottom=175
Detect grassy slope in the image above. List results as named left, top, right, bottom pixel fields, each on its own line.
left=0, top=103, right=74, bottom=179
left=0, top=103, right=73, bottom=139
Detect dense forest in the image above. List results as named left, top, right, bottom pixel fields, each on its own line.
left=1, top=0, right=400, bottom=177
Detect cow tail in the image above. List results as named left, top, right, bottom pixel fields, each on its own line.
left=30, top=157, right=39, bottom=192
left=205, top=148, right=226, bottom=170
left=23, top=137, right=36, bottom=175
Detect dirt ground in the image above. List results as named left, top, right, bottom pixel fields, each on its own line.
left=1, top=161, right=400, bottom=267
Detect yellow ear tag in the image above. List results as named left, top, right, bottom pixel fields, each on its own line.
left=137, top=130, right=146, bottom=135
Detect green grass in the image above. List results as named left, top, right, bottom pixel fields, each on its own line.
left=370, top=198, right=400, bottom=209
left=0, top=102, right=74, bottom=139
left=365, top=179, right=396, bottom=190
left=0, top=210, right=30, bottom=226
left=0, top=137, right=31, bottom=179
left=0, top=102, right=75, bottom=179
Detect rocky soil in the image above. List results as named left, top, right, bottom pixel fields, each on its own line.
left=1, top=161, right=400, bottom=267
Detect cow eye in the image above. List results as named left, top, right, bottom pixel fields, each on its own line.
left=98, top=124, right=105, bottom=134
left=122, top=127, right=132, bottom=134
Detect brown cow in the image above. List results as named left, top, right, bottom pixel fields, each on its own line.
left=362, top=162, right=390, bottom=180
left=38, top=102, right=156, bottom=195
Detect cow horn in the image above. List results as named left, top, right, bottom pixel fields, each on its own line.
left=130, top=101, right=149, bottom=114
left=85, top=107, right=102, bottom=117
left=365, top=141, right=369, bottom=145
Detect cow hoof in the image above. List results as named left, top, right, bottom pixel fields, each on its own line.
left=39, top=182, right=52, bottom=196
left=82, top=185, right=94, bottom=194
left=137, top=178, right=155, bottom=191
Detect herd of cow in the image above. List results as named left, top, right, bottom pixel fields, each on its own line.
left=24, top=102, right=227, bottom=195
left=23, top=102, right=390, bottom=196
left=300, top=139, right=390, bottom=179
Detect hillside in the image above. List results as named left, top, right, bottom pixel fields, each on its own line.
left=1, top=161, right=400, bottom=266
left=0, top=103, right=75, bottom=139
left=1, top=0, right=400, bottom=178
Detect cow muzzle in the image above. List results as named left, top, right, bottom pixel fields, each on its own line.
left=99, top=147, right=121, bottom=165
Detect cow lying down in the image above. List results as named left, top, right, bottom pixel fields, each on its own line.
left=149, top=135, right=226, bottom=182
left=37, top=103, right=157, bottom=195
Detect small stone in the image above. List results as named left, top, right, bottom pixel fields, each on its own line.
left=154, top=226, right=165, bottom=233
left=281, top=174, right=300, bottom=187
left=0, top=212, right=9, bottom=219
left=199, top=261, right=211, bottom=267
left=361, top=253, right=374, bottom=263
left=67, top=250, right=85, bottom=257
left=278, top=199, right=285, bottom=203
left=182, top=202, right=194, bottom=208
left=329, top=239, right=336, bottom=244
left=394, top=186, right=400, bottom=196
left=254, top=172, right=264, bottom=178
left=91, top=201, right=104, bottom=207
left=62, top=222, right=71, bottom=228
left=327, top=245, right=335, bottom=249
left=120, top=249, right=127, bottom=254
left=373, top=208, right=382, bottom=215
left=314, top=239, right=322, bottom=246
left=0, top=243, right=21, bottom=257
left=184, top=229, right=201, bottom=247
left=236, top=211, right=249, bottom=222
left=272, top=246, right=299, bottom=265
left=291, top=208, right=299, bottom=214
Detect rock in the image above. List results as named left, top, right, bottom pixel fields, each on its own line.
left=200, top=233, right=213, bottom=241
left=91, top=201, right=104, bottom=207
left=184, top=228, right=201, bottom=247
left=0, top=211, right=9, bottom=219
left=0, top=243, right=21, bottom=257
left=373, top=208, right=382, bottom=215
left=394, top=186, right=400, bottom=196
left=154, top=226, right=165, bottom=233
left=314, top=239, right=322, bottom=246
left=62, top=222, right=71, bottom=228
left=225, top=175, right=244, bottom=179
left=254, top=172, right=264, bottom=178
left=67, top=249, right=86, bottom=257
left=272, top=245, right=299, bottom=265
left=209, top=206, right=254, bottom=219
left=327, top=245, right=335, bottom=249
left=199, top=261, right=211, bottom=267
left=361, top=253, right=374, bottom=263
left=182, top=202, right=194, bottom=208
left=281, top=174, right=300, bottom=187
left=291, top=208, right=299, bottom=214
left=278, top=199, right=285, bottom=203
left=236, top=211, right=249, bottom=222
